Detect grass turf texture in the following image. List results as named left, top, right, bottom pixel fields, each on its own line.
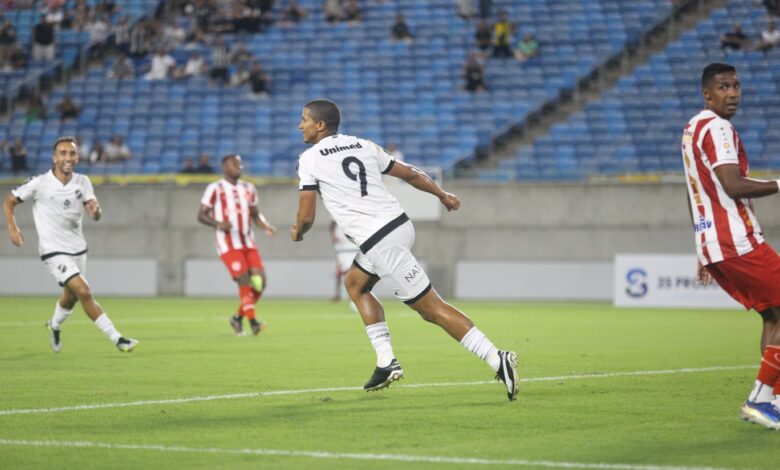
left=0, top=297, right=776, bottom=469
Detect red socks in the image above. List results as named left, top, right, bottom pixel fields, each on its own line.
left=756, top=345, right=780, bottom=393
left=238, top=285, right=257, bottom=321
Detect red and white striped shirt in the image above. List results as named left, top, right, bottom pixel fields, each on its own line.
left=682, top=109, right=763, bottom=265
left=200, top=179, right=259, bottom=255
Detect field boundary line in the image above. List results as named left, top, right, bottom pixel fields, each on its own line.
left=0, top=365, right=755, bottom=417
left=0, top=438, right=734, bottom=470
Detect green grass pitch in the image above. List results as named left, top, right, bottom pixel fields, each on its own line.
left=0, top=296, right=777, bottom=469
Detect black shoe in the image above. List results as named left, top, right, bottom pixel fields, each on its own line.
left=495, top=350, right=519, bottom=401
left=116, top=337, right=139, bottom=352
left=46, top=320, right=61, bottom=353
left=229, top=316, right=245, bottom=336
left=250, top=319, right=267, bottom=336
left=363, top=359, right=404, bottom=391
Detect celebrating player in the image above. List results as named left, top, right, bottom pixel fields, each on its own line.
left=198, top=154, right=276, bottom=336
left=682, top=63, right=780, bottom=429
left=3, top=136, right=138, bottom=353
left=291, top=99, right=519, bottom=401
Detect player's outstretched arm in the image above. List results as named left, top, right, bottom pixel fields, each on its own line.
left=714, top=164, right=780, bottom=199
left=85, top=199, right=101, bottom=221
left=4, top=192, right=23, bottom=247
left=387, top=160, right=460, bottom=211
left=291, top=190, right=316, bottom=241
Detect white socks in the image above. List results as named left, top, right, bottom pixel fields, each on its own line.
left=50, top=302, right=73, bottom=330
left=365, top=321, right=395, bottom=367
left=460, top=327, right=501, bottom=371
left=748, top=379, right=775, bottom=403
left=94, top=313, right=122, bottom=344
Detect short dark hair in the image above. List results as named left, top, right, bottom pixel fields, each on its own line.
left=221, top=154, right=240, bottom=164
left=304, top=99, right=340, bottom=131
left=701, top=62, right=736, bottom=88
left=52, top=136, right=78, bottom=151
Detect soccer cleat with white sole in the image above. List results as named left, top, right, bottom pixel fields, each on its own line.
left=363, top=359, right=404, bottom=391
left=496, top=350, right=520, bottom=401
left=740, top=400, right=780, bottom=430
left=45, top=320, right=61, bottom=353
left=116, top=337, right=139, bottom=352
left=229, top=316, right=245, bottom=336
left=250, top=319, right=268, bottom=336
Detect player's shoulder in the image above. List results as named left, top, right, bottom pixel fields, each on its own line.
left=695, top=110, right=732, bottom=130
left=73, top=172, right=93, bottom=185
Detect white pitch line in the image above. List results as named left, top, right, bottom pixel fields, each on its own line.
left=0, top=439, right=733, bottom=470
left=0, top=365, right=755, bottom=417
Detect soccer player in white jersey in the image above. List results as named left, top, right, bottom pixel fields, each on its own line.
left=3, top=137, right=138, bottom=353
left=682, top=63, right=780, bottom=429
left=198, top=154, right=276, bottom=336
left=291, top=99, right=519, bottom=401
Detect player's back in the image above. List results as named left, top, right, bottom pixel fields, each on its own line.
left=298, top=134, right=404, bottom=246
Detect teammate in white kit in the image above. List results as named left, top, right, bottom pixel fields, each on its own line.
left=3, top=137, right=138, bottom=353
left=329, top=219, right=359, bottom=302
left=682, top=63, right=780, bottom=429
left=291, top=99, right=519, bottom=400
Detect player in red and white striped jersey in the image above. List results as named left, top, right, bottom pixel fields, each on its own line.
left=198, top=155, right=276, bottom=336
left=682, top=63, right=780, bottom=429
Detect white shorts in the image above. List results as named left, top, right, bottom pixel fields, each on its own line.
left=43, top=254, right=86, bottom=287
left=353, top=221, right=431, bottom=304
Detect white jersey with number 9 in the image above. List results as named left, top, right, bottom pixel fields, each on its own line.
left=297, top=133, right=404, bottom=247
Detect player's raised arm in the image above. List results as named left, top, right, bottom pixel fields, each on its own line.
left=387, top=160, right=460, bottom=212
left=4, top=192, right=24, bottom=247
left=291, top=190, right=316, bottom=241
left=713, top=164, right=780, bottom=199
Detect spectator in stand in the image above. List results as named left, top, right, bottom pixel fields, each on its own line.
left=0, top=18, right=17, bottom=61
left=44, top=4, right=65, bottom=27
left=180, top=158, right=198, bottom=174
left=129, top=18, right=153, bottom=58
left=9, top=44, right=27, bottom=70
left=144, top=48, right=176, bottom=80
left=210, top=34, right=232, bottom=86
left=514, top=32, right=538, bottom=62
left=492, top=10, right=514, bottom=58
left=752, top=21, right=780, bottom=54
left=65, top=0, right=91, bottom=31
left=475, top=20, right=491, bottom=54
left=178, top=51, right=206, bottom=79
left=456, top=0, right=477, bottom=20
left=195, top=154, right=215, bottom=173
left=162, top=18, right=187, bottom=49
left=343, top=0, right=363, bottom=23
left=26, top=94, right=47, bottom=122
left=32, top=14, right=56, bottom=62
left=324, top=0, right=343, bottom=23
left=280, top=0, right=307, bottom=25
left=111, top=15, right=131, bottom=55
left=56, top=94, right=81, bottom=121
left=9, top=138, right=28, bottom=175
left=108, top=55, right=133, bottom=79
left=248, top=61, right=270, bottom=98
left=464, top=51, right=486, bottom=92
left=720, top=23, right=749, bottom=51
left=84, top=13, right=109, bottom=58
left=391, top=13, right=414, bottom=43
left=763, top=0, right=780, bottom=17
left=102, top=135, right=131, bottom=163
left=87, top=140, right=103, bottom=164
left=232, top=42, right=255, bottom=67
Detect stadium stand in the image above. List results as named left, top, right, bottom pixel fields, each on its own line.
left=490, top=0, right=780, bottom=181
left=0, top=0, right=675, bottom=177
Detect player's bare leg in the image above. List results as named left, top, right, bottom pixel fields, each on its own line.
left=741, top=307, right=780, bottom=429
left=345, top=266, right=402, bottom=391
left=408, top=288, right=519, bottom=401
left=59, top=275, right=138, bottom=352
